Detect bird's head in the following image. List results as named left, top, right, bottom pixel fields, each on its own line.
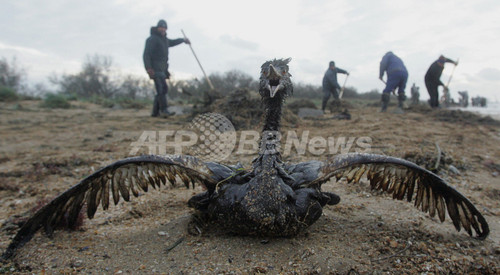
left=259, top=58, right=293, bottom=99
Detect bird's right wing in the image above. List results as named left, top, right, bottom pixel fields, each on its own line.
left=306, top=153, right=489, bottom=239
left=1, top=154, right=219, bottom=260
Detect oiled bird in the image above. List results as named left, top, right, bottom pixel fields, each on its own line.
left=1, top=58, right=489, bottom=260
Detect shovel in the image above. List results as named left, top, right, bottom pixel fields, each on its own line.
left=445, top=58, right=459, bottom=88
left=338, top=74, right=349, bottom=99
left=181, top=29, right=215, bottom=91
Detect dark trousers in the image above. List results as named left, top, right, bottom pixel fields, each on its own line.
left=322, top=88, right=339, bottom=111
left=425, top=80, right=439, bottom=108
left=152, top=77, right=168, bottom=116
left=383, top=70, right=408, bottom=95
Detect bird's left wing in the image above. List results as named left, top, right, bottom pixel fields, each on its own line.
left=306, top=153, right=489, bottom=239
left=1, top=154, right=218, bottom=260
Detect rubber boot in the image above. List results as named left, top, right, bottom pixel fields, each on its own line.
left=398, top=93, right=406, bottom=108
left=380, top=93, right=389, bottom=112
left=394, top=93, right=405, bottom=114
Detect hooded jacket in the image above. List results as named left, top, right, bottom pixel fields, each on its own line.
left=379, top=51, right=407, bottom=79
left=143, top=27, right=185, bottom=78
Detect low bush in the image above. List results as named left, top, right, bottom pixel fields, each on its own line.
left=0, top=85, right=19, bottom=102
left=40, top=93, right=71, bottom=109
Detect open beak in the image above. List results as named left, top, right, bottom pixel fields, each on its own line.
left=266, top=64, right=284, bottom=98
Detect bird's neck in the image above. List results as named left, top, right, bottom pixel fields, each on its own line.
left=259, top=96, right=283, bottom=158
left=251, top=95, right=292, bottom=182
left=262, top=96, right=283, bottom=132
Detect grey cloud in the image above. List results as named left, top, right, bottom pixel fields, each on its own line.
left=477, top=68, right=500, bottom=81
left=219, top=35, right=259, bottom=51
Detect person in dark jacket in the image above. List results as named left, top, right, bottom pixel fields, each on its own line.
left=424, top=55, right=458, bottom=108
left=143, top=19, right=190, bottom=117
left=379, top=51, right=408, bottom=112
left=322, top=61, right=349, bottom=113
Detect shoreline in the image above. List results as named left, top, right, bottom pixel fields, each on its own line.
left=446, top=105, right=500, bottom=121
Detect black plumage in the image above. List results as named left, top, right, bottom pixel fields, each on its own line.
left=1, top=58, right=489, bottom=260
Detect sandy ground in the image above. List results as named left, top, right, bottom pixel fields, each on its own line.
left=0, top=100, right=499, bottom=274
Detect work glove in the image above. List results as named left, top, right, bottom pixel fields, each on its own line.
left=146, top=68, right=155, bottom=79
left=184, top=38, right=191, bottom=45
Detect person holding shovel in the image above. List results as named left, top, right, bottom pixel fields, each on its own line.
left=322, top=61, right=349, bottom=113
left=424, top=55, right=458, bottom=108
left=379, top=51, right=408, bottom=113
left=143, top=19, right=190, bottom=117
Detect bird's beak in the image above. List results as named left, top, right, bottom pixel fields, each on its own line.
left=267, top=64, right=283, bottom=98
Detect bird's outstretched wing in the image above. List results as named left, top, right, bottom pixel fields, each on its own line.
left=1, top=154, right=218, bottom=260
left=306, top=153, right=489, bottom=239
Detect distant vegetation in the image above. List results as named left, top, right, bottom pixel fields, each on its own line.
left=0, top=57, right=23, bottom=102
left=40, top=93, right=71, bottom=109
left=0, top=57, right=25, bottom=92
left=48, top=55, right=152, bottom=108
left=1, top=54, right=381, bottom=108
left=0, top=85, right=18, bottom=102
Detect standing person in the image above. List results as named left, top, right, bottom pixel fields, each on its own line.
left=322, top=61, right=349, bottom=113
left=424, top=55, right=458, bottom=108
left=410, top=83, right=420, bottom=105
left=379, top=51, right=408, bottom=112
left=458, top=91, right=469, bottom=107
left=143, top=19, right=190, bottom=117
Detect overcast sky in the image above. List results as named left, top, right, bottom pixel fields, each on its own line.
left=1, top=0, right=499, bottom=101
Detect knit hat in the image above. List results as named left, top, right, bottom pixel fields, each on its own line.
left=157, top=19, right=167, bottom=29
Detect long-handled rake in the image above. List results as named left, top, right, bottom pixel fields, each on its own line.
left=338, top=74, right=349, bottom=99
left=445, top=58, right=459, bottom=88
left=441, top=58, right=459, bottom=105
left=181, top=29, right=215, bottom=91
